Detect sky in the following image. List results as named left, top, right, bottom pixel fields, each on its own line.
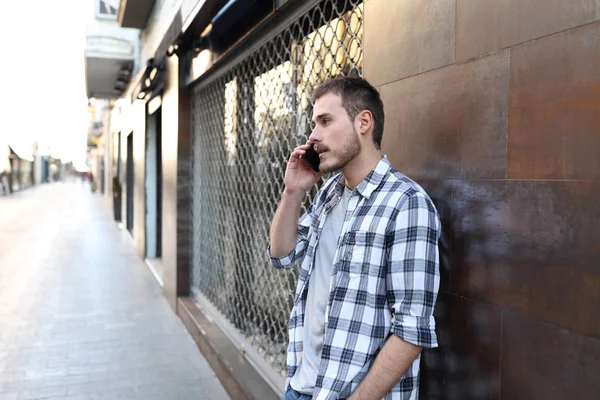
left=0, top=0, right=89, bottom=167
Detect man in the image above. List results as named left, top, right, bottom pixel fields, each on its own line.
left=0, top=163, right=11, bottom=195
left=268, top=76, right=441, bottom=400
left=0, top=170, right=6, bottom=195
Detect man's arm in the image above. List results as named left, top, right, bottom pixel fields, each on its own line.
left=268, top=142, right=322, bottom=261
left=348, top=335, right=422, bottom=400
left=269, top=189, right=305, bottom=257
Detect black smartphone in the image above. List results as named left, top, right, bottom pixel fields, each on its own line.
left=303, top=143, right=320, bottom=172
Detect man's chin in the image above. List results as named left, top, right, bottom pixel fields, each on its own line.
left=320, top=161, right=343, bottom=174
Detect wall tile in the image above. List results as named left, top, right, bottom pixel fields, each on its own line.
left=508, top=22, right=600, bottom=179
left=456, top=0, right=600, bottom=60
left=435, top=292, right=502, bottom=365
left=501, top=311, right=600, bottom=400
left=414, top=180, right=454, bottom=293
left=421, top=346, right=500, bottom=400
left=381, top=51, right=509, bottom=180
left=419, top=292, right=502, bottom=399
left=161, top=56, right=188, bottom=310
left=448, top=180, right=600, bottom=337
left=364, top=0, right=455, bottom=86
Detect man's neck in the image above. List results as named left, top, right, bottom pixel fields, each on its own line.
left=341, top=150, right=382, bottom=190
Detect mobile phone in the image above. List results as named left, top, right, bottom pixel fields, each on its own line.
left=303, top=143, right=320, bottom=172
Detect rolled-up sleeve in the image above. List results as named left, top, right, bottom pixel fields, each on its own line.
left=386, top=192, right=441, bottom=348
left=266, top=205, right=314, bottom=270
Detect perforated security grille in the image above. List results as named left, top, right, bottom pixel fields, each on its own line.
left=191, top=0, right=363, bottom=377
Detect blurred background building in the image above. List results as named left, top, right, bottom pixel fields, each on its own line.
left=0, top=137, right=39, bottom=193
left=85, top=0, right=139, bottom=194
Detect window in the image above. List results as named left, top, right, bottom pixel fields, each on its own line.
left=97, top=0, right=118, bottom=18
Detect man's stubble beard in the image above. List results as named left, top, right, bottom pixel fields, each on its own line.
left=320, top=126, right=362, bottom=174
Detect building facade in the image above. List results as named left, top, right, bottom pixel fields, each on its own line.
left=84, top=0, right=139, bottom=199
left=88, top=1, right=600, bottom=399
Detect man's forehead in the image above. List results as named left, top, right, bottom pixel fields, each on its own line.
left=313, top=92, right=343, bottom=116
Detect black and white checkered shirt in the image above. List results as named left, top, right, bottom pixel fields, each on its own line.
left=269, top=156, right=441, bottom=400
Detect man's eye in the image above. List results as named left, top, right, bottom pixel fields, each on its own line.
left=322, top=119, right=330, bottom=125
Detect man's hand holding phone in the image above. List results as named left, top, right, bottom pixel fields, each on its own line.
left=284, top=142, right=322, bottom=195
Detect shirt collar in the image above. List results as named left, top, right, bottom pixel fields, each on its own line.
left=333, top=155, right=392, bottom=200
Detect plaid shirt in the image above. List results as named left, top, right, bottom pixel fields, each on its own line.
left=268, top=156, right=440, bottom=400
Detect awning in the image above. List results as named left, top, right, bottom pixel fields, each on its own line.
left=85, top=35, right=136, bottom=99
left=9, top=143, right=34, bottom=162
left=118, top=0, right=156, bottom=29
left=153, top=11, right=183, bottom=60
left=182, top=0, right=229, bottom=38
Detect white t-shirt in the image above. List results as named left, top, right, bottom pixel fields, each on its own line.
left=290, top=186, right=352, bottom=395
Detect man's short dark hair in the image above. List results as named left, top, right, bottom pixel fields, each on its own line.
left=311, top=76, right=385, bottom=149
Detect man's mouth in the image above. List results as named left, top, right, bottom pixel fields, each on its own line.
left=315, top=146, right=328, bottom=155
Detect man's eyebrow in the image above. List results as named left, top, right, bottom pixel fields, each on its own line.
left=311, top=113, right=333, bottom=123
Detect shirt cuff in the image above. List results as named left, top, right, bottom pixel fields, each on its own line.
left=266, top=246, right=296, bottom=269
left=390, top=314, right=438, bottom=348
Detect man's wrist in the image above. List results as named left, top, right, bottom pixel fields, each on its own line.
left=283, top=187, right=306, bottom=202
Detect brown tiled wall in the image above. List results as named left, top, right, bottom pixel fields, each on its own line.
left=365, top=1, right=600, bottom=399
left=162, top=55, right=192, bottom=311
left=133, top=101, right=147, bottom=258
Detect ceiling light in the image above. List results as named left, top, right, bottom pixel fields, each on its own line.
left=149, top=67, right=158, bottom=80
left=168, top=37, right=183, bottom=57
left=167, top=43, right=178, bottom=57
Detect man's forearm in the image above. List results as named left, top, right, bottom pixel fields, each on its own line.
left=349, top=334, right=422, bottom=400
left=269, top=189, right=306, bottom=257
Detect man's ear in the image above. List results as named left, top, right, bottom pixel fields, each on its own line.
left=356, top=110, right=374, bottom=136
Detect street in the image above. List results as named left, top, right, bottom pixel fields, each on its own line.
left=0, top=183, right=229, bottom=400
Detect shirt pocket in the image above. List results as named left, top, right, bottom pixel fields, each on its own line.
left=338, top=230, right=385, bottom=277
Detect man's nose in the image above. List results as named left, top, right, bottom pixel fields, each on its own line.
left=308, top=128, right=321, bottom=143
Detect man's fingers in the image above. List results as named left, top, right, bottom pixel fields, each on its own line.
left=290, top=146, right=307, bottom=159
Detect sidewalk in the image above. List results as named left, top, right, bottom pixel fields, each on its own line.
left=0, top=182, right=230, bottom=400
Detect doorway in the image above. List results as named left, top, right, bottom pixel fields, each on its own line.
left=144, top=102, right=163, bottom=283
left=113, top=132, right=123, bottom=222
left=126, top=132, right=134, bottom=234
